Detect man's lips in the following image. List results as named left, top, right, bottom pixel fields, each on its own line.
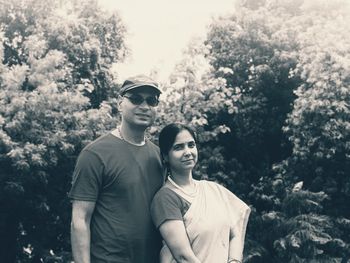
left=135, top=113, right=151, bottom=118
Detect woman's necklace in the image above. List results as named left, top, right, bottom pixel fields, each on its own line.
left=117, top=127, right=145, bottom=146
left=168, top=176, right=198, bottom=198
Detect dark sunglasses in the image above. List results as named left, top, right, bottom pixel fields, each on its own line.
left=123, top=94, right=159, bottom=107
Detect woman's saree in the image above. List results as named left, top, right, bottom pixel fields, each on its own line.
left=160, top=180, right=251, bottom=263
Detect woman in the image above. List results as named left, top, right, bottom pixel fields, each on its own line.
left=151, top=123, right=251, bottom=263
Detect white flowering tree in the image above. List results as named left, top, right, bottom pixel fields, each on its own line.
left=282, top=0, right=350, bottom=190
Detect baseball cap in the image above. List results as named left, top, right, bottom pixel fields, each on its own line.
left=119, top=74, right=161, bottom=95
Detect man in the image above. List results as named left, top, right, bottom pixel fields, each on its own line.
left=69, top=75, right=164, bottom=263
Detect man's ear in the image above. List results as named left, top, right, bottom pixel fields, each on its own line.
left=117, top=95, right=123, bottom=112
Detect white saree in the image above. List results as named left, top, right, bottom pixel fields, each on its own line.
left=160, top=180, right=250, bottom=263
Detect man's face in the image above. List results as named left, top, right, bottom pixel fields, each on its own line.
left=119, top=87, right=159, bottom=128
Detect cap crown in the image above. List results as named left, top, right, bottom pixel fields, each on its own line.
left=120, top=74, right=161, bottom=95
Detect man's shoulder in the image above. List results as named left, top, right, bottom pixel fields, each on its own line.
left=145, top=138, right=159, bottom=147
left=145, top=138, right=160, bottom=153
left=83, top=133, right=118, bottom=152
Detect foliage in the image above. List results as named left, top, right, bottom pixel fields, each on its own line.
left=0, top=0, right=126, bottom=261
left=0, top=0, right=127, bottom=107
left=154, top=38, right=233, bottom=139
left=262, top=187, right=350, bottom=262
left=155, top=0, right=350, bottom=262
left=279, top=0, right=350, bottom=218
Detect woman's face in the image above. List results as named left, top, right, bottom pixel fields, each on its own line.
left=165, top=129, right=198, bottom=174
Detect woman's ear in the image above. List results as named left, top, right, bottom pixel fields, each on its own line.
left=163, top=155, right=169, bottom=163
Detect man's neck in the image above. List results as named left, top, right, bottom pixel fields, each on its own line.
left=118, top=123, right=146, bottom=145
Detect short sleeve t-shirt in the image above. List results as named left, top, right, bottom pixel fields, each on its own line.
left=69, top=133, right=164, bottom=263
left=151, top=185, right=191, bottom=229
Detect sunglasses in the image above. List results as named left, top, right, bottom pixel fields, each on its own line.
left=123, top=94, right=159, bottom=107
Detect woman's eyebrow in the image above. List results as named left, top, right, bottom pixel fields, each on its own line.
left=173, top=140, right=195, bottom=146
left=173, top=142, right=185, bottom=147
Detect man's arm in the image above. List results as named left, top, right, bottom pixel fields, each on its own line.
left=71, top=200, right=96, bottom=263
left=159, top=219, right=201, bottom=263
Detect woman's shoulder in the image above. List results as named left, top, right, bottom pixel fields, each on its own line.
left=153, top=184, right=182, bottom=202
left=199, top=179, right=237, bottom=197
left=155, top=184, right=174, bottom=195
left=201, top=180, right=251, bottom=212
left=151, top=183, right=190, bottom=214
left=199, top=179, right=225, bottom=189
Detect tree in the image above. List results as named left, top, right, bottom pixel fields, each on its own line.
left=205, top=0, right=301, bottom=180
left=0, top=0, right=127, bottom=261
left=0, top=0, right=127, bottom=107
left=279, top=0, right=350, bottom=218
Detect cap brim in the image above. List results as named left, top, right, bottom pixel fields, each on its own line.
left=123, top=84, right=161, bottom=94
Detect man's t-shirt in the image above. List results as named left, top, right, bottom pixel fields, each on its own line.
left=69, top=133, right=164, bottom=263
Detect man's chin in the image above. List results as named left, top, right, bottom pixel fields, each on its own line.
left=134, top=120, right=154, bottom=128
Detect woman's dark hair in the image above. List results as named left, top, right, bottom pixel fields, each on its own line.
left=158, top=123, right=197, bottom=160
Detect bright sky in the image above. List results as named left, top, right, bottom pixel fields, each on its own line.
left=98, top=0, right=236, bottom=82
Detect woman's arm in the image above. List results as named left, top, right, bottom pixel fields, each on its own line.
left=159, top=219, right=201, bottom=263
left=228, top=205, right=251, bottom=262
left=228, top=225, right=244, bottom=262
left=71, top=200, right=96, bottom=263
